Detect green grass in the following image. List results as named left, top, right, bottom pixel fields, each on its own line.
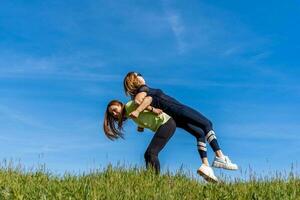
left=0, top=164, right=299, bottom=200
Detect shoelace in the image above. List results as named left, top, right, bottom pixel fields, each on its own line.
left=224, top=156, right=232, bottom=163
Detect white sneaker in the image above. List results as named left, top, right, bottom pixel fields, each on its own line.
left=197, top=164, right=218, bottom=183
left=212, top=155, right=238, bottom=170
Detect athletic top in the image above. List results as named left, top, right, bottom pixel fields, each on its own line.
left=134, top=85, right=184, bottom=120
left=125, top=100, right=171, bottom=132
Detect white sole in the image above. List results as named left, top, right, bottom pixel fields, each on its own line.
left=212, top=161, right=238, bottom=170
left=197, top=169, right=218, bottom=183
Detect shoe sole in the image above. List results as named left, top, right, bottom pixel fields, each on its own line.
left=212, top=161, right=238, bottom=170
left=197, top=169, right=218, bottom=183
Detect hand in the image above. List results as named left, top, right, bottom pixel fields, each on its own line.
left=137, top=126, right=144, bottom=132
left=152, top=108, right=163, bottom=115
left=130, top=110, right=140, bottom=119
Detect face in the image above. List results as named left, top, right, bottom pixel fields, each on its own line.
left=109, top=104, right=122, bottom=119
left=135, top=72, right=146, bottom=85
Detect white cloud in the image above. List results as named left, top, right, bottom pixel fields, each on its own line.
left=0, top=50, right=123, bottom=82
left=158, top=0, right=274, bottom=66
left=222, top=46, right=243, bottom=57
left=165, top=10, right=187, bottom=54
left=0, top=104, right=56, bottom=130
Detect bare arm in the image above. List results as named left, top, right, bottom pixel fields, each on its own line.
left=135, top=96, right=153, bottom=113
left=134, top=92, right=154, bottom=112
left=130, top=94, right=162, bottom=118
left=135, top=92, right=163, bottom=114
left=130, top=96, right=153, bottom=119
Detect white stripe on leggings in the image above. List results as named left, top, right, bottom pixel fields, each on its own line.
left=206, top=130, right=217, bottom=143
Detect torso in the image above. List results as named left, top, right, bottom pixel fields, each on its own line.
left=136, top=85, right=185, bottom=120
left=125, top=101, right=171, bottom=132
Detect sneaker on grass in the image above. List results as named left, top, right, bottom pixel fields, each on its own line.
left=197, top=164, right=218, bottom=183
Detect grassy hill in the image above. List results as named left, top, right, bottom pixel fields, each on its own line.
left=0, top=164, right=299, bottom=199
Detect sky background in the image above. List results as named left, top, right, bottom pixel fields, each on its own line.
left=0, top=0, right=299, bottom=179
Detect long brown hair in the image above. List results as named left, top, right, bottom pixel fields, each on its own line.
left=103, top=100, right=127, bottom=140
left=123, top=72, right=144, bottom=97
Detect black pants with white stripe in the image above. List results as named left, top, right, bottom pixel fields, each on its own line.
left=175, top=106, right=221, bottom=159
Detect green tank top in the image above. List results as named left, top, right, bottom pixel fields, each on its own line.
left=125, top=101, right=171, bottom=132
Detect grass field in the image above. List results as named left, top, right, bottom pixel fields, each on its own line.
left=0, top=164, right=299, bottom=200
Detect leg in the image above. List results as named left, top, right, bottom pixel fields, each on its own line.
left=144, top=118, right=176, bottom=174
left=180, top=108, right=238, bottom=171
left=179, top=123, right=219, bottom=182
left=180, top=123, right=209, bottom=166
left=180, top=107, right=221, bottom=153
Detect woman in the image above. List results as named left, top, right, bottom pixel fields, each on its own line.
left=104, top=99, right=175, bottom=174
left=103, top=99, right=219, bottom=182
left=123, top=72, right=238, bottom=174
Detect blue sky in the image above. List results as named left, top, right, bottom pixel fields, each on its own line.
left=0, top=0, right=299, bottom=178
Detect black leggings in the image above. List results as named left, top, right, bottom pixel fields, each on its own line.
left=144, top=118, right=176, bottom=174
left=176, top=106, right=213, bottom=133
left=175, top=106, right=220, bottom=158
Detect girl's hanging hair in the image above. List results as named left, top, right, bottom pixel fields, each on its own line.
left=103, top=100, right=126, bottom=140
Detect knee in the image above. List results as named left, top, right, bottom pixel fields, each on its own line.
left=201, top=120, right=213, bottom=134
left=205, top=119, right=213, bottom=129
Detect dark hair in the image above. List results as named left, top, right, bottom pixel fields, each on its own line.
left=103, top=100, right=127, bottom=140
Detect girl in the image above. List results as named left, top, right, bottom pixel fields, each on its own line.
left=123, top=72, right=238, bottom=176
left=103, top=99, right=219, bottom=182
